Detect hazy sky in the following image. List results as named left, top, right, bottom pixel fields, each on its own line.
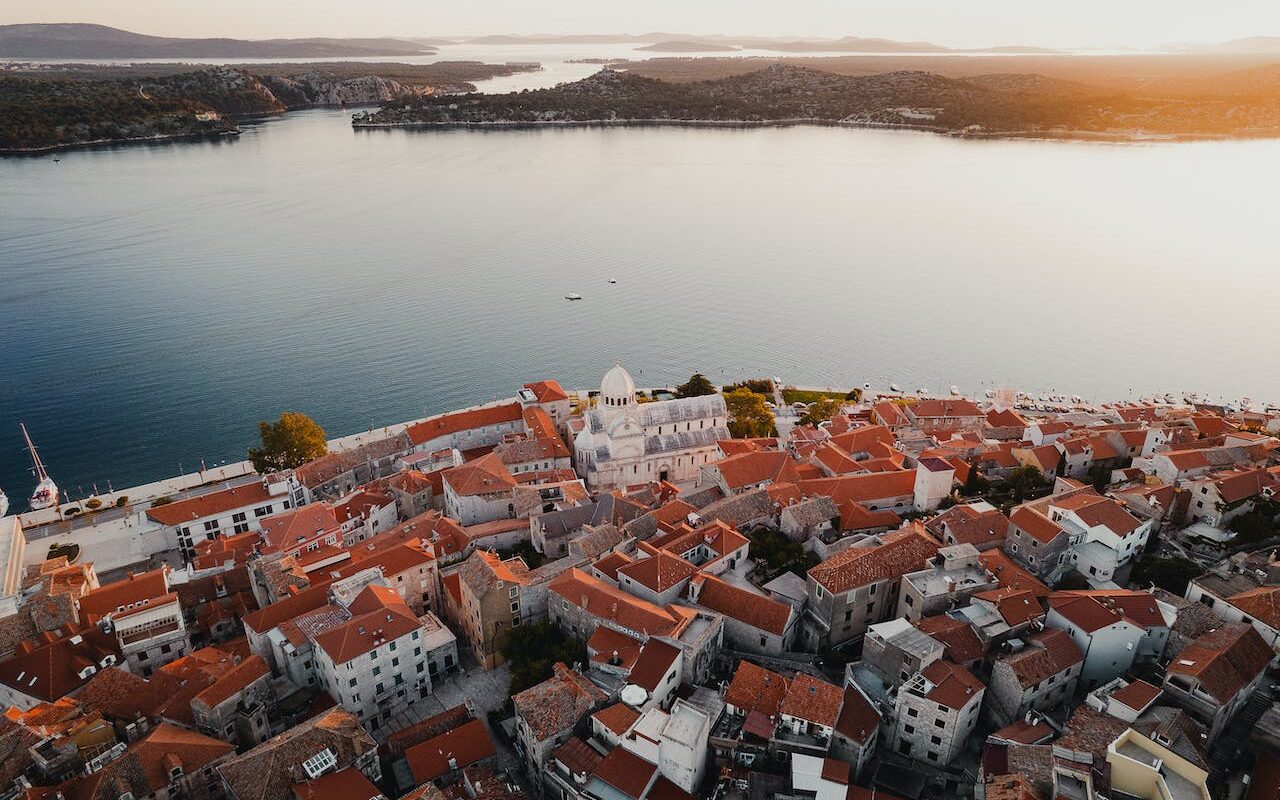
left=5, top=0, right=1278, bottom=49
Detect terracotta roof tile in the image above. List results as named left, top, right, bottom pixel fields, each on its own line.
left=405, top=719, right=496, bottom=783
left=780, top=673, right=843, bottom=729
left=724, top=661, right=787, bottom=718
left=808, top=525, right=939, bottom=594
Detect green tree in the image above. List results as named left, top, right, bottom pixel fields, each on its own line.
left=501, top=621, right=587, bottom=696
left=1129, top=555, right=1202, bottom=595
left=962, top=459, right=989, bottom=497
left=248, top=411, right=328, bottom=473
left=724, top=389, right=777, bottom=438
left=999, top=465, right=1050, bottom=504
left=675, top=373, right=717, bottom=398
left=799, top=397, right=842, bottom=427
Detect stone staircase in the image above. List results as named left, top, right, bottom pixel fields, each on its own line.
left=1210, top=690, right=1273, bottom=785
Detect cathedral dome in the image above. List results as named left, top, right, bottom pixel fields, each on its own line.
left=600, top=362, right=637, bottom=409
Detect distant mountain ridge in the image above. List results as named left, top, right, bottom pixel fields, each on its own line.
left=0, top=23, right=433, bottom=58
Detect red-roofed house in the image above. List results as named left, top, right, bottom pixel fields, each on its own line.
left=988, top=628, right=1084, bottom=726
left=687, top=572, right=797, bottom=656
left=1047, top=589, right=1174, bottom=688
left=890, top=660, right=985, bottom=766
left=441, top=453, right=518, bottom=525
left=404, top=718, right=497, bottom=784
left=1162, top=622, right=1273, bottom=743
left=804, top=525, right=940, bottom=648
left=146, top=477, right=293, bottom=560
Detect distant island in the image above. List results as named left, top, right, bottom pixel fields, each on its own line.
left=353, top=62, right=1280, bottom=141
left=0, top=23, right=434, bottom=58
left=0, top=61, right=538, bottom=152
left=636, top=41, right=740, bottom=53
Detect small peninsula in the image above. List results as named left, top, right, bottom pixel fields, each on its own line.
left=353, top=63, right=1280, bottom=141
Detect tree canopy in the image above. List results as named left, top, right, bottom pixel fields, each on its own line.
left=799, top=397, right=842, bottom=427
left=1129, top=555, right=1202, bottom=596
left=501, top=621, right=587, bottom=696
left=248, top=411, right=328, bottom=473
left=675, top=373, right=717, bottom=398
left=724, top=388, right=777, bottom=438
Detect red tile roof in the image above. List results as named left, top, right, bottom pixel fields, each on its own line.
left=921, top=660, right=984, bottom=710
left=406, top=403, right=524, bottom=447
left=1050, top=590, right=1167, bottom=634
left=405, top=719, right=496, bottom=783
left=292, top=767, right=382, bottom=800
left=146, top=482, right=274, bottom=526
left=627, top=639, right=680, bottom=692
left=973, top=588, right=1044, bottom=627
left=780, top=673, right=844, bottom=729
left=592, top=747, right=656, bottom=800
left=808, top=525, right=939, bottom=594
left=999, top=629, right=1083, bottom=688
left=915, top=615, right=984, bottom=664
left=442, top=452, right=517, bottom=497
left=979, top=550, right=1050, bottom=600
left=548, top=569, right=687, bottom=638
left=512, top=663, right=606, bottom=742
left=77, top=567, right=169, bottom=624
left=258, top=503, right=341, bottom=553
left=524, top=380, right=569, bottom=403
left=833, top=687, right=880, bottom=745
left=592, top=703, right=640, bottom=737
left=617, top=551, right=697, bottom=594
left=1167, top=622, right=1272, bottom=703
left=688, top=573, right=792, bottom=636
left=1228, top=586, right=1280, bottom=629
left=313, top=585, right=420, bottom=665
left=724, top=660, right=787, bottom=718
left=1110, top=679, right=1162, bottom=713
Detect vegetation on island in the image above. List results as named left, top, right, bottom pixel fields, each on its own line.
left=725, top=378, right=775, bottom=395
left=359, top=62, right=1280, bottom=140
left=0, top=61, right=538, bottom=151
left=248, top=411, right=328, bottom=472
left=724, top=388, right=778, bottom=438
left=782, top=387, right=859, bottom=404
left=501, top=620, right=588, bottom=696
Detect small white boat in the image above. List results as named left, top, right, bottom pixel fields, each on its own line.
left=607, top=279, right=617, bottom=284
left=950, top=385, right=961, bottom=396
left=863, top=382, right=871, bottom=390
left=917, top=387, right=927, bottom=395
left=21, top=424, right=58, bottom=512
left=889, top=383, right=902, bottom=393
left=985, top=389, right=996, bottom=399
left=564, top=293, right=582, bottom=301
left=0, top=489, right=8, bottom=518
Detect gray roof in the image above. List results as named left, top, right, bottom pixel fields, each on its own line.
left=699, top=488, right=776, bottom=528
left=781, top=496, right=839, bottom=528
left=586, top=394, right=727, bottom=434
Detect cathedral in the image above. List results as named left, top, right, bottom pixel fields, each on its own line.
left=573, top=363, right=730, bottom=489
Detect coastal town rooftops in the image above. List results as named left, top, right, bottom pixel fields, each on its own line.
left=523, top=379, right=569, bottom=403
left=617, top=550, right=698, bottom=594
left=973, top=587, right=1044, bottom=627
left=628, top=639, right=680, bottom=692
left=918, top=659, right=985, bottom=710
left=1109, top=679, right=1163, bottom=714
left=914, top=614, right=984, bottom=664
left=689, top=572, right=793, bottom=636
left=926, top=503, right=1008, bottom=547
left=312, top=584, right=421, bottom=665
left=834, top=685, right=880, bottom=745
left=710, top=450, right=802, bottom=490
left=807, top=524, right=940, bottom=595
left=724, top=660, right=788, bottom=718
left=908, top=399, right=984, bottom=419
left=0, top=625, right=119, bottom=702
left=405, top=718, right=496, bottom=784
left=294, top=433, right=412, bottom=489
left=780, top=673, right=844, bottom=729
left=1050, top=589, right=1170, bottom=633
left=405, top=402, right=524, bottom=446
left=216, top=708, right=376, bottom=800
left=442, top=452, right=517, bottom=496
left=76, top=566, right=170, bottom=623
left=292, top=767, right=383, bottom=800
left=1166, top=622, right=1272, bottom=703
left=145, top=480, right=274, bottom=525
left=1226, top=585, right=1280, bottom=628
left=259, top=503, right=342, bottom=552
left=590, top=746, right=657, bottom=800
left=512, top=662, right=606, bottom=743
left=999, top=628, right=1083, bottom=688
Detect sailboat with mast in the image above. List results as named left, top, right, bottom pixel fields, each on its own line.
left=0, top=486, right=8, bottom=517
left=20, top=424, right=59, bottom=511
